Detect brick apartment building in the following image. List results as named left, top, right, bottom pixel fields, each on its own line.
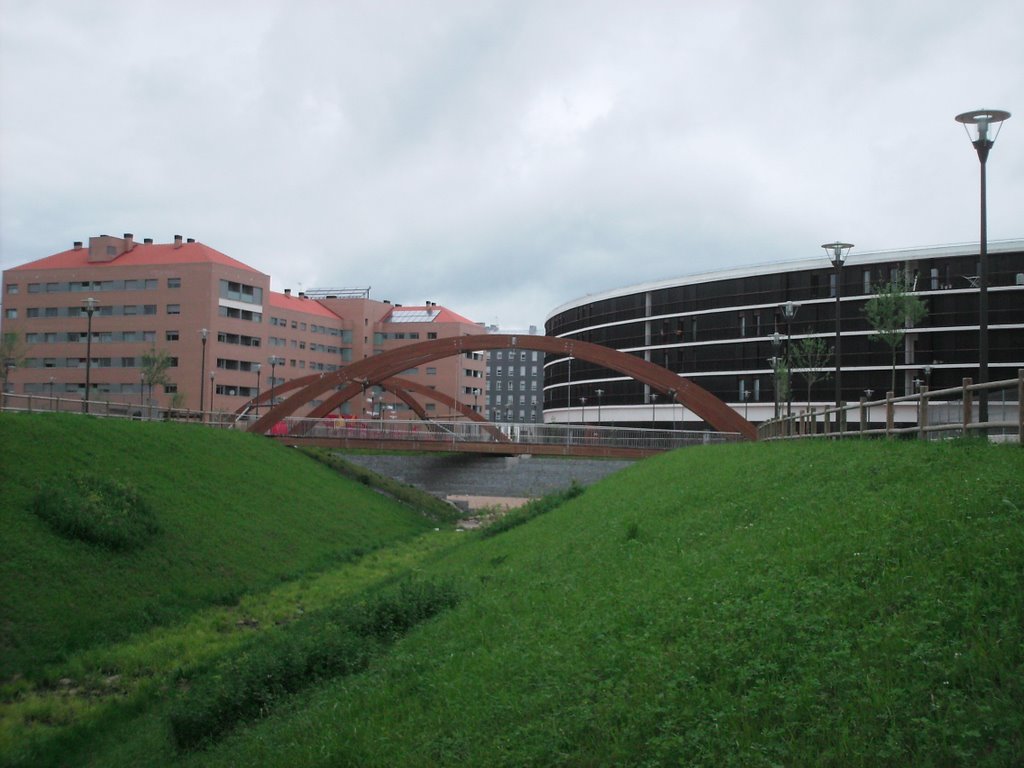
left=1, top=234, right=485, bottom=418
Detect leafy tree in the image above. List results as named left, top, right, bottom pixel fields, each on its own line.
left=140, top=348, right=173, bottom=409
left=791, top=336, right=833, bottom=408
left=864, top=278, right=928, bottom=395
left=1, top=330, right=26, bottom=395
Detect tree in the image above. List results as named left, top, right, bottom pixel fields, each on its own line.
left=1, top=330, right=26, bottom=396
left=791, top=336, right=833, bottom=408
left=140, top=348, right=173, bottom=411
left=864, top=277, right=928, bottom=395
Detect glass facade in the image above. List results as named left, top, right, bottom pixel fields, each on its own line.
left=544, top=243, right=1024, bottom=424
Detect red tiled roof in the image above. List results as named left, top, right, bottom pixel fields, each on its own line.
left=9, top=241, right=264, bottom=274
left=268, top=291, right=344, bottom=320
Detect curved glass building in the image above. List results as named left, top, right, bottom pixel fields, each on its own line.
left=544, top=240, right=1024, bottom=427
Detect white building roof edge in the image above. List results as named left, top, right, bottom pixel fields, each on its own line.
left=545, top=239, right=1024, bottom=322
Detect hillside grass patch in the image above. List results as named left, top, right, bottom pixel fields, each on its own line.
left=30, top=473, right=160, bottom=551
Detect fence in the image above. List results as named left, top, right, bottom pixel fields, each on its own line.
left=758, top=370, right=1023, bottom=442
left=0, top=392, right=236, bottom=427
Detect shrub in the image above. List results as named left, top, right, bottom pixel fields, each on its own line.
left=31, top=473, right=160, bottom=551
left=346, top=578, right=461, bottom=641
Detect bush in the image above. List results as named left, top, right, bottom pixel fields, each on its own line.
left=169, top=578, right=460, bottom=751
left=31, top=473, right=160, bottom=551
left=346, top=578, right=461, bottom=641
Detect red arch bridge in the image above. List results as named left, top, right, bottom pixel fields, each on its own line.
left=240, top=334, right=756, bottom=457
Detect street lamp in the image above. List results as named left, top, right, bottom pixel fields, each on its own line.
left=771, top=331, right=783, bottom=420
left=199, top=328, right=209, bottom=414
left=650, top=392, right=658, bottom=425
left=781, top=301, right=799, bottom=418
left=595, top=388, right=604, bottom=424
left=140, top=372, right=145, bottom=414
left=253, top=363, right=262, bottom=417
left=81, top=297, right=98, bottom=413
left=955, top=108, right=1011, bottom=424
left=822, top=241, right=854, bottom=416
left=48, top=376, right=55, bottom=409
left=580, top=395, right=587, bottom=424
left=209, top=370, right=216, bottom=417
left=268, top=355, right=284, bottom=406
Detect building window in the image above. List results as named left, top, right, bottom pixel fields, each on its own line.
left=167, top=304, right=181, bottom=315
left=168, top=277, right=181, bottom=289
left=426, top=367, right=437, bottom=375
left=219, top=279, right=263, bottom=304
left=4, top=308, right=16, bottom=319
left=6, top=284, right=18, bottom=294
left=427, top=332, right=437, bottom=339
left=166, top=330, right=179, bottom=342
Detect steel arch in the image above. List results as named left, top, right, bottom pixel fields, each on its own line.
left=247, top=334, right=756, bottom=440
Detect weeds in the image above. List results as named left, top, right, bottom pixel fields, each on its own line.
left=168, top=578, right=460, bottom=750
left=477, top=481, right=584, bottom=538
left=30, top=473, right=160, bottom=551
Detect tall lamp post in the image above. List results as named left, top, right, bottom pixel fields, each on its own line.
left=253, top=363, right=262, bottom=418
left=209, top=371, right=216, bottom=419
left=781, top=301, right=800, bottom=417
left=955, top=109, right=1010, bottom=424
left=199, top=328, right=209, bottom=414
left=595, top=388, right=604, bottom=424
left=771, top=331, right=783, bottom=420
left=650, top=392, right=658, bottom=425
left=822, top=242, right=854, bottom=418
left=81, top=297, right=98, bottom=413
left=580, top=396, right=587, bottom=424
left=268, top=355, right=283, bottom=407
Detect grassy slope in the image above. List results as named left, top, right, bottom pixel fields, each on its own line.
left=0, top=413, right=436, bottom=677
left=179, top=439, right=1024, bottom=768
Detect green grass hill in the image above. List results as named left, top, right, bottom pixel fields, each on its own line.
left=2, top=413, right=1022, bottom=767
left=0, top=413, right=439, bottom=678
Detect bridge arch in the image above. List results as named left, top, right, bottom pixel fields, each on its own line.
left=247, top=334, right=756, bottom=440
left=237, top=374, right=508, bottom=442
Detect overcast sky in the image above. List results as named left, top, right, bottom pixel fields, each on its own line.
left=2, top=0, right=1021, bottom=329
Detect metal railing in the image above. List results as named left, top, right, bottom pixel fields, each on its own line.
left=268, top=417, right=742, bottom=453
left=0, top=392, right=236, bottom=426
left=758, top=369, right=1023, bottom=442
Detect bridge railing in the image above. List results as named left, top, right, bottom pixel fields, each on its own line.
left=0, top=394, right=743, bottom=451
left=270, top=417, right=742, bottom=452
